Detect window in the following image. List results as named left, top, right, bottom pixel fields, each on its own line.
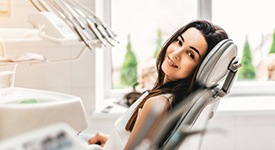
left=212, top=0, right=275, bottom=95
left=95, top=0, right=275, bottom=105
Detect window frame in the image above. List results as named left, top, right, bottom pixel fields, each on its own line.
left=94, top=0, right=124, bottom=110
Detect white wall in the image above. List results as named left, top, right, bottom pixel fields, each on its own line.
left=201, top=111, right=275, bottom=150
left=0, top=0, right=96, bottom=120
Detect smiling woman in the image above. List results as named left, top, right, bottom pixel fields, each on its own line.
left=162, top=28, right=208, bottom=82
left=89, top=19, right=229, bottom=150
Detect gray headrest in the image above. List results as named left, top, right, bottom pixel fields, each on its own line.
left=196, top=39, right=237, bottom=88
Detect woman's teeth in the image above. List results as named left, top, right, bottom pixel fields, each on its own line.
left=168, top=57, right=178, bottom=68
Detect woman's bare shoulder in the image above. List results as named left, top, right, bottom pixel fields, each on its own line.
left=148, top=94, right=171, bottom=102
left=143, top=95, right=171, bottom=111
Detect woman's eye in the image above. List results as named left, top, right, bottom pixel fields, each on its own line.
left=187, top=51, right=195, bottom=59
left=176, top=39, right=182, bottom=46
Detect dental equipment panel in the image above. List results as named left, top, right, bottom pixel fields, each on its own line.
left=0, top=87, right=88, bottom=141
left=29, top=0, right=118, bottom=50
left=0, top=123, right=90, bottom=150
left=28, top=12, right=79, bottom=43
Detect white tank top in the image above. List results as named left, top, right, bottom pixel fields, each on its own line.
left=103, top=91, right=172, bottom=150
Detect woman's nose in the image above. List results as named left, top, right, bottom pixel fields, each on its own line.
left=171, top=52, right=180, bottom=60
left=172, top=47, right=184, bottom=60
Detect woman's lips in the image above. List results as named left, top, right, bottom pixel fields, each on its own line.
left=167, top=56, right=178, bottom=68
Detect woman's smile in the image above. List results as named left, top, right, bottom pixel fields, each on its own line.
left=167, top=56, right=178, bottom=68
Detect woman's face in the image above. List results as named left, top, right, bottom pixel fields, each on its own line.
left=161, top=27, right=208, bottom=83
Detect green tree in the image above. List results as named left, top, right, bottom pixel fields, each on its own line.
left=120, top=34, right=138, bottom=86
left=269, top=29, right=275, bottom=54
left=153, top=29, right=163, bottom=58
left=238, top=36, right=256, bottom=79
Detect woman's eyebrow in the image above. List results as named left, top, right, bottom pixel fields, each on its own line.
left=180, top=35, right=202, bottom=58
left=190, top=46, right=201, bottom=58
left=179, top=35, right=184, bottom=42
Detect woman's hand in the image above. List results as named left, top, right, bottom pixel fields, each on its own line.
left=88, top=132, right=109, bottom=147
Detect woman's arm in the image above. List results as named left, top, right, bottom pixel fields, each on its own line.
left=124, top=95, right=171, bottom=149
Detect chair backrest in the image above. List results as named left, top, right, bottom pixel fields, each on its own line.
left=149, top=39, right=241, bottom=150
left=130, top=39, right=241, bottom=150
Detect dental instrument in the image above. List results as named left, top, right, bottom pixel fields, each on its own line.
left=45, top=0, right=94, bottom=50
left=67, top=0, right=119, bottom=44
left=29, top=0, right=118, bottom=49
left=63, top=0, right=108, bottom=46
left=57, top=0, right=95, bottom=40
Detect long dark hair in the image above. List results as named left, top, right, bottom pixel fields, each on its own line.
left=125, top=20, right=228, bottom=131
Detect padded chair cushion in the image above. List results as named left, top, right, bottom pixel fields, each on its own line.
left=196, top=39, right=237, bottom=88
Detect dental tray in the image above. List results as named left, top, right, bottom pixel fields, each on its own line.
left=0, top=87, right=88, bottom=140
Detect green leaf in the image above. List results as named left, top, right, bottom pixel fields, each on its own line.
left=269, top=29, right=275, bottom=54
left=120, top=34, right=138, bottom=86
left=238, top=36, right=256, bottom=80
left=154, top=29, right=163, bottom=58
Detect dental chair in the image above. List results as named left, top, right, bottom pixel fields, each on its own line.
left=128, top=39, right=241, bottom=150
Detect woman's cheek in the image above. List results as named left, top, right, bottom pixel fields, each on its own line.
left=180, top=61, right=196, bottom=77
